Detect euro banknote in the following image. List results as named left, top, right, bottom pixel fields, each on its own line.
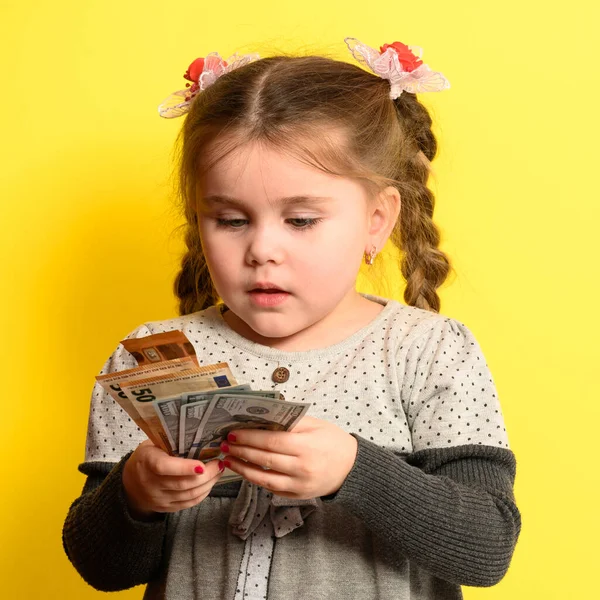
left=119, top=363, right=238, bottom=453
left=95, top=357, right=198, bottom=449
left=120, top=330, right=198, bottom=367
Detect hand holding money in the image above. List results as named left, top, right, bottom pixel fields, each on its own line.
left=96, top=330, right=311, bottom=487
left=220, top=415, right=358, bottom=499
left=122, top=439, right=225, bottom=519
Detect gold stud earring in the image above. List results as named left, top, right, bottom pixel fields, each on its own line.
left=364, top=245, right=377, bottom=265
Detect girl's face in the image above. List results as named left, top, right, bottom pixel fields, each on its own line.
left=197, top=140, right=377, bottom=349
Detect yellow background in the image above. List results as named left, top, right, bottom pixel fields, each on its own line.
left=1, top=1, right=597, bottom=598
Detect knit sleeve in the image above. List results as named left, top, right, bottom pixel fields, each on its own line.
left=325, top=317, right=521, bottom=587
left=62, top=455, right=167, bottom=591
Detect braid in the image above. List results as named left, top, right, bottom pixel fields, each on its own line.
left=390, top=93, right=453, bottom=313
left=173, top=213, right=218, bottom=315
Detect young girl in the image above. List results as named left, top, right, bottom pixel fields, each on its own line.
left=62, top=38, right=521, bottom=600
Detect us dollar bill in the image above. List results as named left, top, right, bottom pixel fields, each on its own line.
left=189, top=394, right=309, bottom=463
left=182, top=398, right=243, bottom=485
left=186, top=390, right=283, bottom=458
left=181, top=401, right=212, bottom=459
left=154, top=391, right=244, bottom=458
left=153, top=396, right=182, bottom=453
left=178, top=385, right=252, bottom=456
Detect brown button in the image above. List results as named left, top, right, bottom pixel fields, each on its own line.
left=272, top=367, right=290, bottom=384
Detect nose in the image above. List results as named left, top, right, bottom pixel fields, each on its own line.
left=245, top=222, right=285, bottom=266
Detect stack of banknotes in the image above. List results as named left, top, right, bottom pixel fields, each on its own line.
left=95, top=330, right=309, bottom=483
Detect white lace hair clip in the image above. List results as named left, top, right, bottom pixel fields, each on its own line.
left=158, top=51, right=261, bottom=118
left=344, top=37, right=450, bottom=99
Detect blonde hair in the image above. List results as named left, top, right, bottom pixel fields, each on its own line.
left=171, top=53, right=453, bottom=315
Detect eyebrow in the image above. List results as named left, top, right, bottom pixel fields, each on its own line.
left=201, top=194, right=333, bottom=207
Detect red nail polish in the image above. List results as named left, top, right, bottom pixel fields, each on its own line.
left=194, top=466, right=204, bottom=474
left=227, top=433, right=237, bottom=442
left=218, top=460, right=225, bottom=472
left=221, top=442, right=230, bottom=453
left=224, top=460, right=231, bottom=468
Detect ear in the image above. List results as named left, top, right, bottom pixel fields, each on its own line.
left=366, top=186, right=401, bottom=250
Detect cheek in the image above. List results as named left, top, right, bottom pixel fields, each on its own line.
left=206, top=245, right=237, bottom=278
left=198, top=225, right=234, bottom=275
left=320, top=220, right=365, bottom=257
left=297, top=228, right=364, bottom=277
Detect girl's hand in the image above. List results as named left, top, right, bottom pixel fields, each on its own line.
left=122, top=440, right=225, bottom=520
left=220, top=416, right=358, bottom=499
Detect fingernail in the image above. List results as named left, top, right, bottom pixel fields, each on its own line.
left=224, top=459, right=231, bottom=468
left=220, top=442, right=230, bottom=453
left=194, top=466, right=204, bottom=474
left=227, top=433, right=237, bottom=442
left=218, top=460, right=225, bottom=472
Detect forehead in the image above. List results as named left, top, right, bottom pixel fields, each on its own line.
left=199, top=141, right=369, bottom=206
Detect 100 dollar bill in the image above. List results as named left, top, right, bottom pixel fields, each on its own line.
left=187, top=390, right=283, bottom=459
left=189, top=394, right=308, bottom=462
left=177, top=385, right=252, bottom=456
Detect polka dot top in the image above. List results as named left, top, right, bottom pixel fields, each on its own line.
left=84, top=292, right=509, bottom=465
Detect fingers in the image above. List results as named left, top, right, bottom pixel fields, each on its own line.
left=224, top=455, right=294, bottom=493
left=221, top=442, right=297, bottom=475
left=157, top=468, right=225, bottom=512
left=126, top=443, right=227, bottom=516
left=159, top=459, right=223, bottom=491
left=143, top=444, right=208, bottom=477
left=225, top=429, right=299, bottom=456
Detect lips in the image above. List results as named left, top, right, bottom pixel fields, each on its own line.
left=249, top=282, right=286, bottom=292
left=247, top=287, right=290, bottom=307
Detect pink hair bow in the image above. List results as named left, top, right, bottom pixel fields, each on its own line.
left=344, top=37, right=450, bottom=99
left=158, top=51, right=260, bottom=118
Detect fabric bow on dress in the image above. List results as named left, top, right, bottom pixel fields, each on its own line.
left=229, top=481, right=320, bottom=540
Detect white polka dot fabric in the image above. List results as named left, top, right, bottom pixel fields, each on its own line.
left=83, top=293, right=509, bottom=466
left=403, top=316, right=509, bottom=451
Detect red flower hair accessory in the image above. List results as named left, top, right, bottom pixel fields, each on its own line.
left=158, top=50, right=260, bottom=118
left=345, top=37, right=450, bottom=99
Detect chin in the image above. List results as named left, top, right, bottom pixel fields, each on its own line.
left=245, top=314, right=304, bottom=341
left=249, top=322, right=295, bottom=340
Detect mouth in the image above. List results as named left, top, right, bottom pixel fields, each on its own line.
left=247, top=285, right=290, bottom=306
left=248, top=283, right=287, bottom=293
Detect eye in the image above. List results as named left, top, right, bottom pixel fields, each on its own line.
left=287, top=218, right=323, bottom=229
left=216, top=218, right=248, bottom=229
